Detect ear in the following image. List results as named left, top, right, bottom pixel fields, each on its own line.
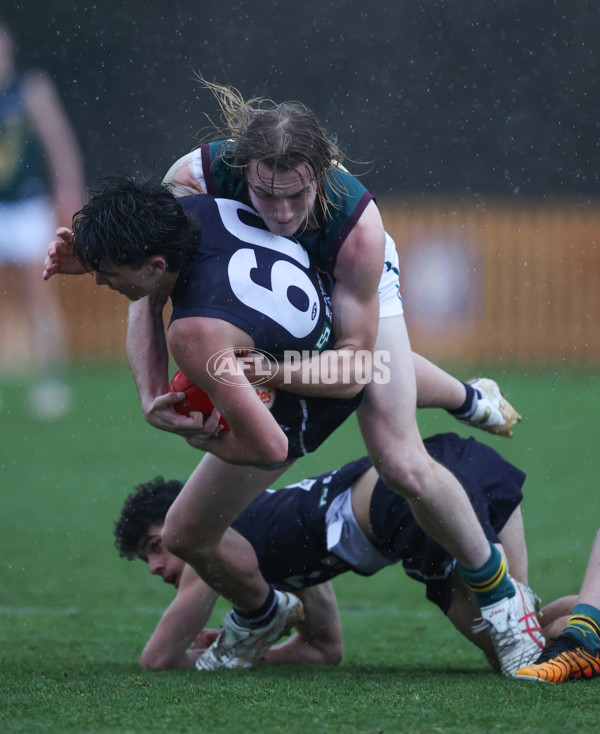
left=146, top=255, right=168, bottom=275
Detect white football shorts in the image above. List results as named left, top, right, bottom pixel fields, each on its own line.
left=378, top=231, right=404, bottom=318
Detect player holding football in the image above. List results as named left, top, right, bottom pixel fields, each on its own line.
left=143, top=81, right=535, bottom=676
left=114, top=432, right=544, bottom=671
left=44, top=159, right=535, bottom=675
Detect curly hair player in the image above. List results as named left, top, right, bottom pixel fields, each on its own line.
left=114, top=432, right=543, bottom=672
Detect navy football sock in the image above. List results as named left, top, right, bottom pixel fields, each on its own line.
left=448, top=381, right=479, bottom=418
left=232, top=587, right=278, bottom=629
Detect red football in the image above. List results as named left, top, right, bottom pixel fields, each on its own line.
left=168, top=370, right=230, bottom=430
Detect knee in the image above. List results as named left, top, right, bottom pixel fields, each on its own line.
left=324, top=641, right=344, bottom=665
left=374, top=448, right=433, bottom=500
left=162, top=507, right=213, bottom=560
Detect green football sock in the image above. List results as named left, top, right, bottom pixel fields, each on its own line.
left=563, top=603, right=600, bottom=653
left=458, top=542, right=515, bottom=607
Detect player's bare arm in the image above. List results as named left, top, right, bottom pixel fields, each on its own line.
left=247, top=201, right=384, bottom=400
left=264, top=583, right=343, bottom=666
left=125, top=297, right=213, bottom=437
left=168, top=316, right=289, bottom=466
left=126, top=296, right=170, bottom=409
left=140, top=565, right=219, bottom=669
left=140, top=571, right=342, bottom=669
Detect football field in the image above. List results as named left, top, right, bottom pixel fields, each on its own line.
left=1, top=365, right=599, bottom=732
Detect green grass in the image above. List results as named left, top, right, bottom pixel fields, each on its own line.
left=1, top=365, right=600, bottom=733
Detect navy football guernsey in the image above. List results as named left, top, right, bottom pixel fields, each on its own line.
left=169, top=194, right=362, bottom=458
left=171, top=195, right=334, bottom=355
left=232, top=433, right=525, bottom=612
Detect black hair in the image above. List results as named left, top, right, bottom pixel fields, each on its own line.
left=72, top=173, right=199, bottom=273
left=114, top=476, right=183, bottom=560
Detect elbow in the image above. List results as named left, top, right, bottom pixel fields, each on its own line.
left=140, top=652, right=166, bottom=670
left=321, top=641, right=344, bottom=665
left=140, top=639, right=183, bottom=670
left=140, top=648, right=183, bottom=670
left=335, top=381, right=365, bottom=400
left=241, top=424, right=288, bottom=466
left=255, top=434, right=289, bottom=466
left=328, top=346, right=376, bottom=399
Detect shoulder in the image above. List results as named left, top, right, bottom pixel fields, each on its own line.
left=163, top=151, right=205, bottom=196
left=333, top=200, right=385, bottom=284
left=327, top=164, right=369, bottom=194
left=324, top=165, right=372, bottom=212
left=345, top=199, right=385, bottom=245
left=300, top=166, right=375, bottom=273
left=178, top=191, right=216, bottom=220
left=163, top=141, right=238, bottom=198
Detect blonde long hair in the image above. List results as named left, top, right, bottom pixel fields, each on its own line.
left=196, top=76, right=350, bottom=219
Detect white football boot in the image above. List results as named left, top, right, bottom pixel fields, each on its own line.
left=195, top=590, right=305, bottom=671
left=458, top=377, right=522, bottom=437
left=476, top=580, right=545, bottom=676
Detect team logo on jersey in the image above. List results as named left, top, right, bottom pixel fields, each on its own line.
left=254, top=386, right=276, bottom=410
left=206, top=347, right=279, bottom=386
left=314, top=323, right=332, bottom=350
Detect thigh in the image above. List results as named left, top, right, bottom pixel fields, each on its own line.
left=167, top=452, right=293, bottom=542
left=357, top=314, right=422, bottom=461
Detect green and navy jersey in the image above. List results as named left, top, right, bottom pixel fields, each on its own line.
left=0, top=74, right=50, bottom=201
left=196, top=140, right=374, bottom=273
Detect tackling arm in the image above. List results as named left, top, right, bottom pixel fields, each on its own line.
left=245, top=202, right=384, bottom=400
left=165, top=159, right=383, bottom=401
left=163, top=152, right=207, bottom=197
left=43, top=228, right=86, bottom=280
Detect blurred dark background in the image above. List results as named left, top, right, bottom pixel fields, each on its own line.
left=3, top=0, right=598, bottom=198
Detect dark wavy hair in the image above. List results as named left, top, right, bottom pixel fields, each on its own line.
left=72, top=174, right=199, bottom=273
left=114, top=476, right=183, bottom=560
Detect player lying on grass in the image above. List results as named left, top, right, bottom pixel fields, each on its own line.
left=515, top=528, right=600, bottom=683
left=44, top=174, right=536, bottom=676
left=115, top=432, right=544, bottom=671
